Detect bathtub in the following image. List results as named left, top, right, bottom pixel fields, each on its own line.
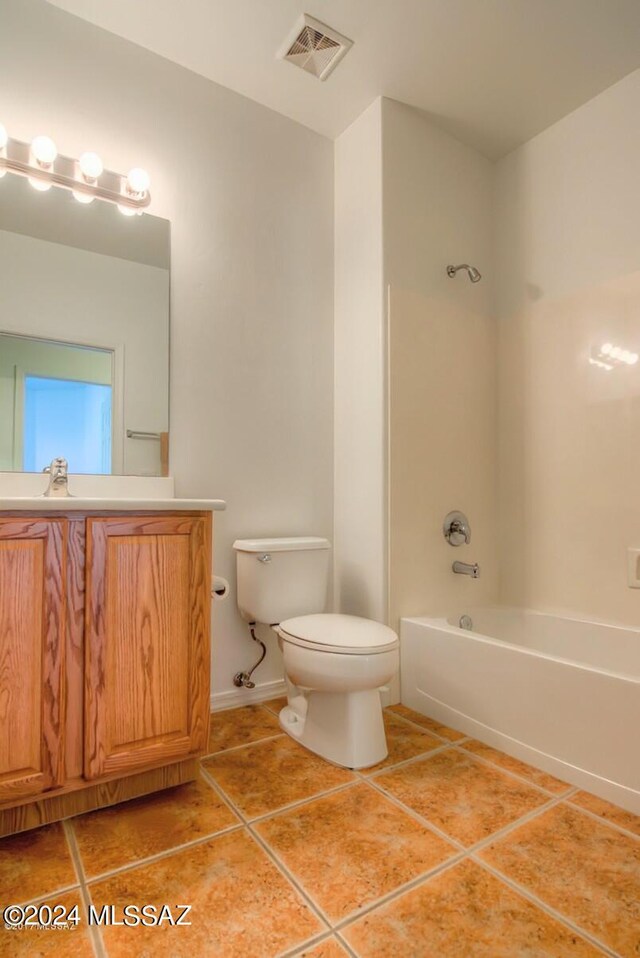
left=401, top=607, right=640, bottom=814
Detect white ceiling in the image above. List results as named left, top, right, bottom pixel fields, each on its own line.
left=47, top=0, right=640, bottom=157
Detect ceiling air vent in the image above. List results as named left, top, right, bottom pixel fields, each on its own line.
left=278, top=14, right=353, bottom=81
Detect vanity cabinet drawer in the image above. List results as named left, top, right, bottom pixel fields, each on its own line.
left=0, top=518, right=66, bottom=802
left=84, top=515, right=211, bottom=779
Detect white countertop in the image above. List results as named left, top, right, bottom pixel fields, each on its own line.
left=0, top=497, right=225, bottom=512
left=0, top=472, right=225, bottom=512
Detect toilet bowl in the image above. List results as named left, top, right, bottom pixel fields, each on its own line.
left=275, top=613, right=399, bottom=768
left=233, top=537, right=399, bottom=769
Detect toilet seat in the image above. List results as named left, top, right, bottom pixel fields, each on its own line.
left=277, top=613, right=399, bottom=656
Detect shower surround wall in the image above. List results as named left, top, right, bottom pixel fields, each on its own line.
left=334, top=99, right=499, bottom=691
left=496, top=69, right=640, bottom=626
left=337, top=76, right=640, bottom=660
left=383, top=101, right=499, bottom=628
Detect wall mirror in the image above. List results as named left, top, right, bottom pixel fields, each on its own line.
left=0, top=173, right=170, bottom=476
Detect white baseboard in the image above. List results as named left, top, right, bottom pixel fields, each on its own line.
left=210, top=678, right=287, bottom=712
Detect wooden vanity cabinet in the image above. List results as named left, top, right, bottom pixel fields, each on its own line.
left=0, top=518, right=67, bottom=802
left=84, top=515, right=211, bottom=778
left=0, top=510, right=212, bottom=837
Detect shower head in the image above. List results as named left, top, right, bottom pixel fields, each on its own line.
left=447, top=263, right=482, bottom=283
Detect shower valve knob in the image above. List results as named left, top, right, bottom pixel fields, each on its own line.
left=443, top=511, right=471, bottom=546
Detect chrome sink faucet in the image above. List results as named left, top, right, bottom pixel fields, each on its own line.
left=452, top=561, right=480, bottom=579
left=43, top=457, right=71, bottom=497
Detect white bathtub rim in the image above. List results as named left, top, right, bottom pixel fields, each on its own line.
left=407, top=603, right=640, bottom=636
left=411, top=689, right=640, bottom=816
left=403, top=612, right=640, bottom=683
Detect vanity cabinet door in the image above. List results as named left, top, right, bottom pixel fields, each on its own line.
left=84, top=515, right=211, bottom=779
left=0, top=519, right=66, bottom=802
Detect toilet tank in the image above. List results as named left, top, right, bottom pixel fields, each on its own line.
left=233, top=537, right=330, bottom=625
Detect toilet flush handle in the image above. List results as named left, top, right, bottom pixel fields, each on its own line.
left=257, top=553, right=271, bottom=563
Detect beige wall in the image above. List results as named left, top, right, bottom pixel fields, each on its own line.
left=1, top=0, right=334, bottom=703
left=383, top=100, right=499, bottom=629
left=495, top=69, right=640, bottom=625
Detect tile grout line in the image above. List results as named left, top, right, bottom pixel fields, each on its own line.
left=363, top=774, right=582, bottom=872
left=364, top=725, right=567, bottom=803
left=199, top=763, right=249, bottom=820
left=474, top=856, right=621, bottom=958
left=203, top=756, right=395, bottom=937
left=262, top=701, right=286, bottom=716
left=210, top=702, right=281, bottom=716
left=362, top=775, right=467, bottom=852
left=203, top=751, right=470, bottom=946
left=563, top=797, right=640, bottom=843
left=200, top=766, right=342, bottom=941
left=329, top=788, right=616, bottom=957
left=14, top=880, right=83, bottom=910
left=62, top=819, right=106, bottom=958
left=201, top=763, right=343, bottom=942
left=363, top=741, right=457, bottom=780
left=247, top=781, right=362, bottom=826
left=201, top=730, right=287, bottom=760
left=251, top=814, right=467, bottom=945
left=452, top=742, right=574, bottom=799
left=201, top=760, right=362, bottom=827
left=203, top=725, right=639, bottom=847
left=275, top=928, right=342, bottom=958
left=76, top=820, right=245, bottom=888
left=247, top=823, right=334, bottom=931
left=465, top=788, right=578, bottom=856
left=209, top=708, right=637, bottom=839
left=384, top=708, right=639, bottom=836
left=332, top=853, right=468, bottom=935
left=277, top=929, right=340, bottom=958
left=334, top=930, right=360, bottom=958
left=383, top=707, right=469, bottom=744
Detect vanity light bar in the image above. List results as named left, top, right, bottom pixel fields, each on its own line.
left=599, top=342, right=638, bottom=366
left=0, top=124, right=151, bottom=213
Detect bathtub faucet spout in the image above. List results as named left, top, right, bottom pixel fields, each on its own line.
left=452, top=561, right=480, bottom=579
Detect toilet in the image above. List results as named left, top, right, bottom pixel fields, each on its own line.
left=233, top=537, right=399, bottom=769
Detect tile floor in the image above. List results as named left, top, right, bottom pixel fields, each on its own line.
left=1, top=701, right=639, bottom=957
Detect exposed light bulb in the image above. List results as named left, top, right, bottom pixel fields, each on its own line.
left=0, top=123, right=7, bottom=149
left=73, top=190, right=94, bottom=204
left=600, top=343, right=612, bottom=356
left=118, top=203, right=137, bottom=217
left=126, top=167, right=150, bottom=195
left=610, top=346, right=622, bottom=360
left=79, top=151, right=103, bottom=181
left=31, top=135, right=57, bottom=166
left=29, top=176, right=52, bottom=191
left=630, top=353, right=639, bottom=365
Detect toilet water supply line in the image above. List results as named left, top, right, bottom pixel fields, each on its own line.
left=233, top=623, right=267, bottom=689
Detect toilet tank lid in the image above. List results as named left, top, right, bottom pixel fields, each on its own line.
left=233, top=536, right=331, bottom=553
